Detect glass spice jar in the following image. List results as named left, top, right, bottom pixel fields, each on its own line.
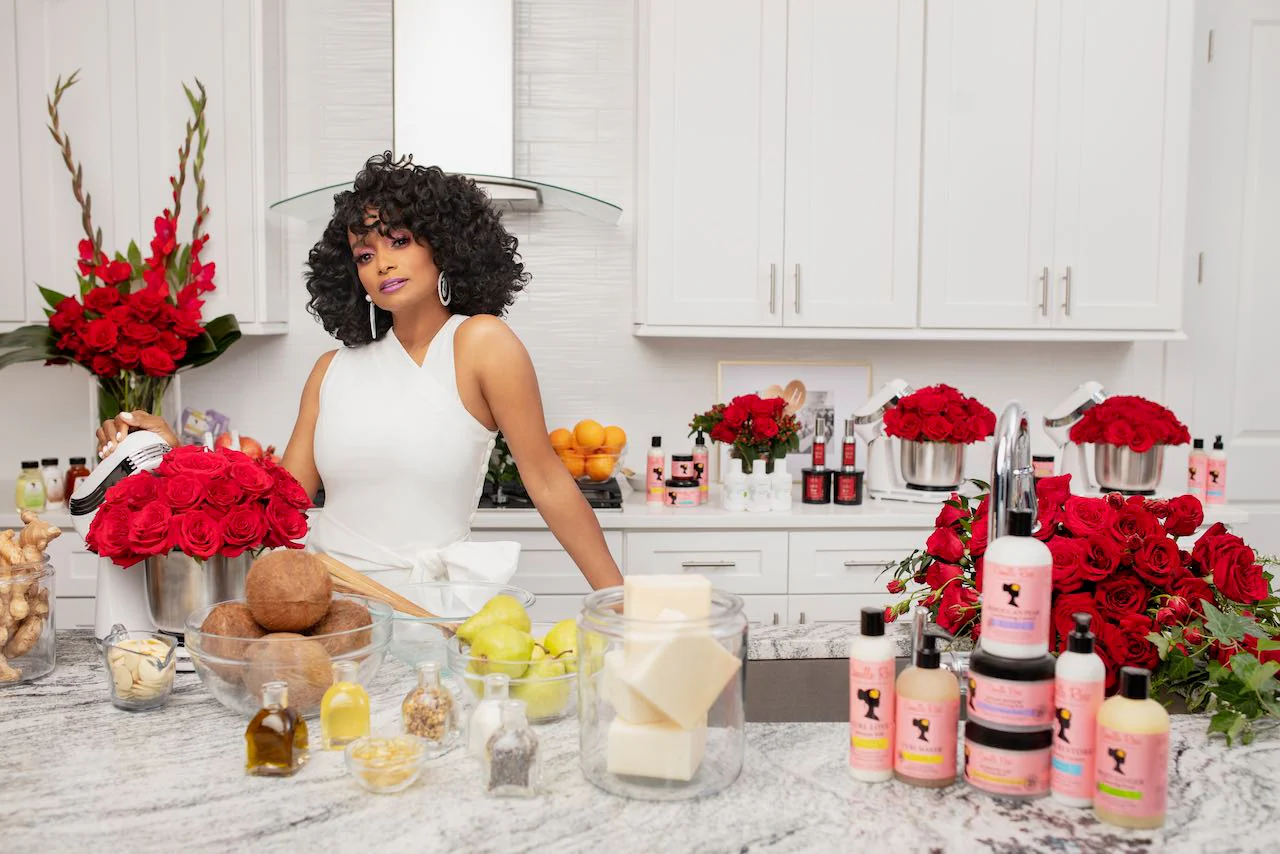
left=483, top=700, right=541, bottom=797
left=402, top=661, right=459, bottom=755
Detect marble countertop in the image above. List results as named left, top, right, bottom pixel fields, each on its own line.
left=748, top=620, right=913, bottom=660
left=6, top=632, right=1277, bottom=853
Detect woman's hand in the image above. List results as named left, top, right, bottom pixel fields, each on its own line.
left=96, top=411, right=180, bottom=460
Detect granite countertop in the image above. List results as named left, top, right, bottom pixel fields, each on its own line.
left=748, top=620, right=913, bottom=660
left=5, top=632, right=1277, bottom=853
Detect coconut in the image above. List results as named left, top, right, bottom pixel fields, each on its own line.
left=244, top=550, right=332, bottom=631
left=198, top=603, right=267, bottom=682
left=306, top=599, right=373, bottom=656
left=243, top=632, right=333, bottom=711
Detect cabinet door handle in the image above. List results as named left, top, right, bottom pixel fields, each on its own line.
left=793, top=263, right=801, bottom=313
left=1061, top=265, right=1073, bottom=316
left=680, top=561, right=736, bottom=570
left=1038, top=266, right=1050, bottom=316
left=843, top=560, right=888, bottom=569
left=799, top=611, right=807, bottom=625
left=769, top=263, right=777, bottom=314
left=772, top=612, right=780, bottom=625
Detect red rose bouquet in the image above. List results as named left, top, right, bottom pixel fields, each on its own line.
left=689, top=394, right=801, bottom=471
left=0, top=72, right=239, bottom=422
left=885, top=475, right=1279, bottom=743
left=882, top=384, right=996, bottom=445
left=86, top=446, right=311, bottom=568
left=1068, top=395, right=1191, bottom=453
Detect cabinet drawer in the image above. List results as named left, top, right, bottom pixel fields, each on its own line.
left=788, top=594, right=895, bottom=626
left=788, top=530, right=921, bottom=594
left=739, top=595, right=790, bottom=627
left=469, top=530, right=620, bottom=595
left=624, top=531, right=788, bottom=594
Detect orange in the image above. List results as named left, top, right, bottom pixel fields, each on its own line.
left=559, top=452, right=586, bottom=479
left=585, top=455, right=616, bottom=482
left=602, top=425, right=627, bottom=453
left=573, top=419, right=605, bottom=450
left=549, top=428, right=573, bottom=451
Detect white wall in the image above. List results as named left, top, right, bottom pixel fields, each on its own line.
left=0, top=0, right=1179, bottom=494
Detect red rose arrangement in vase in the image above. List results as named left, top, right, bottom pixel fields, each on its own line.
left=689, top=394, right=801, bottom=471
left=86, top=446, right=311, bottom=568
left=882, top=384, right=997, bottom=444
left=1068, top=395, right=1191, bottom=453
left=0, top=72, right=239, bottom=422
left=885, top=474, right=1280, bottom=743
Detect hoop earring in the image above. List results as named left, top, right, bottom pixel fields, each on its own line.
left=366, top=294, right=377, bottom=340
left=437, top=271, right=451, bottom=307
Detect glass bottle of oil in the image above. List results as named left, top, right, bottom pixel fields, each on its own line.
left=245, top=681, right=310, bottom=776
left=320, top=660, right=370, bottom=750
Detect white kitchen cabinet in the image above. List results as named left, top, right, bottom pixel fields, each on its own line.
left=639, top=0, right=786, bottom=327
left=624, top=531, right=789, bottom=595
left=469, top=529, right=619, bottom=595
left=781, top=0, right=923, bottom=328
left=788, top=594, right=893, bottom=626
left=0, top=1, right=24, bottom=325
left=55, top=597, right=95, bottom=630
left=525, top=594, right=587, bottom=624
left=739, top=595, right=791, bottom=626
left=920, top=0, right=1190, bottom=333
left=787, top=530, right=921, bottom=595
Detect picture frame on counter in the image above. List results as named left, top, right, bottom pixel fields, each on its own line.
left=715, top=359, right=872, bottom=482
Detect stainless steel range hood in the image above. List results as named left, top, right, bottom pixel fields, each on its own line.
left=271, top=0, right=621, bottom=224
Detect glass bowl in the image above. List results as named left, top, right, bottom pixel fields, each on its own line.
left=385, top=581, right=535, bottom=668
left=184, top=593, right=392, bottom=719
left=446, top=622, right=578, bottom=724
left=102, top=624, right=177, bottom=711
left=344, top=735, right=428, bottom=794
left=558, top=443, right=628, bottom=483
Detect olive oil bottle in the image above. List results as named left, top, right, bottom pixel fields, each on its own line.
left=245, top=681, right=310, bottom=776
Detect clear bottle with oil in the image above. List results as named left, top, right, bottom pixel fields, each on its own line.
left=245, top=681, right=310, bottom=776
left=320, top=660, right=370, bottom=750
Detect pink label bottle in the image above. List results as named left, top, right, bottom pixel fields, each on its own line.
left=692, top=433, right=709, bottom=505
left=1094, top=667, right=1170, bottom=829
left=980, top=510, right=1052, bottom=658
left=1206, top=435, right=1227, bottom=505
left=849, top=606, right=895, bottom=782
left=893, top=633, right=959, bottom=788
left=645, top=436, right=664, bottom=505
left=1187, top=438, right=1208, bottom=501
left=1052, top=613, right=1106, bottom=807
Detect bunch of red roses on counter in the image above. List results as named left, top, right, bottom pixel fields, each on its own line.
left=882, top=384, right=996, bottom=445
left=87, top=446, right=311, bottom=568
left=689, top=393, right=801, bottom=470
left=886, top=474, right=1280, bottom=744
left=1068, top=395, right=1191, bottom=452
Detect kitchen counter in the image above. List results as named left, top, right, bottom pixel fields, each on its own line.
left=748, top=619, right=912, bottom=659
left=7, top=632, right=1277, bottom=853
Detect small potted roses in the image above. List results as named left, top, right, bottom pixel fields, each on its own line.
left=1068, top=395, right=1190, bottom=495
left=882, top=384, right=996, bottom=491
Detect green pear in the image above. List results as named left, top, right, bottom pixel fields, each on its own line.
left=457, top=594, right=532, bottom=644
left=531, top=644, right=548, bottom=662
left=467, top=624, right=534, bottom=679
left=543, top=619, right=579, bottom=672
left=511, top=657, right=570, bottom=719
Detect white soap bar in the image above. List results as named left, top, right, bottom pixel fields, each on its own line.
left=602, top=649, right=667, bottom=725
left=620, top=626, right=742, bottom=730
left=606, top=717, right=707, bottom=782
left=623, top=575, right=711, bottom=658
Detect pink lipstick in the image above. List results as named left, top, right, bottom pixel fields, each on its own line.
left=379, top=277, right=407, bottom=294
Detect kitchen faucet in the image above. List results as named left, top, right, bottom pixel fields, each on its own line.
left=989, top=401, right=1036, bottom=541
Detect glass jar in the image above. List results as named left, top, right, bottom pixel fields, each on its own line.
left=102, top=624, right=177, bottom=710
left=14, top=461, right=46, bottom=513
left=482, top=700, right=541, bottom=797
left=0, top=559, right=55, bottom=685
left=577, top=586, right=748, bottom=800
left=402, top=660, right=460, bottom=756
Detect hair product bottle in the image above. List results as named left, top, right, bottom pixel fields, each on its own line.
left=1051, top=613, right=1106, bottom=807
left=1094, top=667, right=1170, bottom=829
left=850, top=607, right=895, bottom=782
left=1187, top=438, right=1208, bottom=501
left=894, top=633, right=959, bottom=788
left=1206, top=435, right=1227, bottom=505
left=692, top=432, right=709, bottom=505
left=980, top=510, right=1052, bottom=658
left=645, top=437, right=664, bottom=506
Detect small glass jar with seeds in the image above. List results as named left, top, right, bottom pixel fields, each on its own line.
left=401, top=661, right=458, bottom=756
left=483, top=700, right=541, bottom=797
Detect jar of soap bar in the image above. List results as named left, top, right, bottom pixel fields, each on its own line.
left=576, top=581, right=747, bottom=801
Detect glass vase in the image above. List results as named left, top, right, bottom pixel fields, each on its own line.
left=97, top=373, right=172, bottom=425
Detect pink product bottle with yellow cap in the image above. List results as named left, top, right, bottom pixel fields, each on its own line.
left=645, top=437, right=664, bottom=505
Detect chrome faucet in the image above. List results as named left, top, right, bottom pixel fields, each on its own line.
left=989, top=401, right=1036, bottom=541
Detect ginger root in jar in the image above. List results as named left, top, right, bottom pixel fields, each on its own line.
left=4, top=614, right=42, bottom=659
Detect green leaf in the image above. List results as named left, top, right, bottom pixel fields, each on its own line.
left=0, top=325, right=55, bottom=350
left=0, top=346, right=55, bottom=370
left=127, top=241, right=142, bottom=269
left=1147, top=632, right=1172, bottom=659
left=177, top=314, right=241, bottom=369
left=1202, top=600, right=1255, bottom=644
left=1208, top=709, right=1245, bottom=745
left=1230, top=654, right=1280, bottom=693
left=1168, top=652, right=1198, bottom=682
left=37, top=285, right=69, bottom=309
left=78, top=274, right=93, bottom=296
left=1257, top=637, right=1280, bottom=652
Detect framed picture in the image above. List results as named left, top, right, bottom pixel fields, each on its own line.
left=714, top=360, right=873, bottom=482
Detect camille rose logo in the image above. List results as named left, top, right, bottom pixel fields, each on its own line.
left=1056, top=707, right=1072, bottom=742
left=856, top=688, right=882, bottom=720
left=913, top=718, right=930, bottom=742
left=1108, top=747, right=1127, bottom=774
left=1002, top=582, right=1022, bottom=607
left=968, top=678, right=978, bottom=711
left=963, top=744, right=971, bottom=777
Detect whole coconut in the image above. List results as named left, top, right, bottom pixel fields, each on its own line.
left=199, top=602, right=267, bottom=683
left=243, top=633, right=333, bottom=711
left=244, top=550, right=332, bottom=631
left=306, top=599, right=373, bottom=656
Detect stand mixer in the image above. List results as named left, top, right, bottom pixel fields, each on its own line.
left=853, top=378, right=959, bottom=504
left=1042, top=381, right=1107, bottom=495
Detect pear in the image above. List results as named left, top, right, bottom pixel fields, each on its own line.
left=511, top=657, right=571, bottom=719
left=467, top=624, right=534, bottom=679
left=543, top=618, right=579, bottom=672
left=531, top=644, right=548, bottom=662
left=457, top=594, right=532, bottom=644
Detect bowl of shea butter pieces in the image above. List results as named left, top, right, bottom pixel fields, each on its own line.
left=345, top=735, right=428, bottom=794
left=103, top=625, right=177, bottom=711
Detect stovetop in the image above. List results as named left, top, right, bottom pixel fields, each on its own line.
left=479, top=478, right=624, bottom=510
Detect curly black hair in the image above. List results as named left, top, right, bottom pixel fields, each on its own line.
left=305, top=151, right=529, bottom=346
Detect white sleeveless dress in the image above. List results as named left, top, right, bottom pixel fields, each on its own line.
left=307, top=314, right=519, bottom=588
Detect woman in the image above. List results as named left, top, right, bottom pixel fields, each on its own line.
left=97, top=152, right=623, bottom=591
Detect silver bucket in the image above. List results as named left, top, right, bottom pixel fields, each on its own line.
left=1095, top=444, right=1165, bottom=495
left=144, top=552, right=252, bottom=634
left=900, top=440, right=965, bottom=491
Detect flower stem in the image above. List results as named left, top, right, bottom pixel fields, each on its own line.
left=45, top=71, right=100, bottom=256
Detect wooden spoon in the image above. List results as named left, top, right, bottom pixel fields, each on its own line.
left=312, top=553, right=460, bottom=637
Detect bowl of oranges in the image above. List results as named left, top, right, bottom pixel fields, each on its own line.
left=550, top=420, right=627, bottom=483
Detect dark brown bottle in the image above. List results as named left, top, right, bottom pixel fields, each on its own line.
left=245, top=681, right=310, bottom=776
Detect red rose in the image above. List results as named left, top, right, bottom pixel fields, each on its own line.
left=1095, top=570, right=1149, bottom=620
left=159, top=474, right=204, bottom=513
left=1213, top=546, right=1269, bottom=604
left=114, top=343, right=141, bottom=370
left=172, top=308, right=204, bottom=339
left=722, top=402, right=748, bottom=428
left=204, top=478, right=246, bottom=511
left=753, top=418, right=780, bottom=441
left=973, top=556, right=984, bottom=591
left=1034, top=502, right=1061, bottom=541
left=1048, top=537, right=1088, bottom=593
left=922, top=415, right=952, bottom=443
left=81, top=318, right=119, bottom=351
left=90, top=355, right=118, bottom=377
left=1190, top=523, right=1233, bottom=576
left=883, top=606, right=898, bottom=624
left=172, top=510, right=223, bottom=559
left=157, top=331, right=187, bottom=360
left=925, top=560, right=962, bottom=593
left=1164, top=495, right=1204, bottom=538
left=968, top=521, right=989, bottom=558
left=265, top=499, right=308, bottom=548
left=938, top=583, right=979, bottom=635
left=1170, top=570, right=1215, bottom=615
left=1099, top=613, right=1159, bottom=671
left=139, top=347, right=176, bottom=378
left=1052, top=592, right=1102, bottom=653
left=158, top=446, right=230, bottom=478
left=1103, top=420, right=1134, bottom=447
left=1184, top=626, right=1204, bottom=645
left=1129, top=426, right=1157, bottom=453
left=965, top=414, right=991, bottom=443
left=913, top=389, right=947, bottom=415
left=226, top=461, right=275, bottom=497
left=709, top=422, right=737, bottom=444
left=83, top=287, right=121, bottom=316
left=750, top=397, right=778, bottom=418
left=220, top=507, right=269, bottom=557
left=925, top=526, right=965, bottom=565
left=934, top=498, right=967, bottom=530
left=1155, top=608, right=1177, bottom=627
left=1062, top=496, right=1114, bottom=537
left=1081, top=536, right=1121, bottom=581
left=104, top=472, right=160, bottom=511
left=128, top=291, right=165, bottom=322
left=101, top=260, right=133, bottom=285
left=896, top=412, right=924, bottom=441
left=87, top=505, right=144, bottom=567
left=128, top=503, right=173, bottom=555
left=122, top=322, right=160, bottom=345
left=50, top=297, right=85, bottom=333
left=1167, top=596, right=1190, bottom=622
left=1111, top=501, right=1162, bottom=547
left=1132, top=537, right=1180, bottom=587
left=886, top=579, right=906, bottom=595
left=944, top=402, right=966, bottom=423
